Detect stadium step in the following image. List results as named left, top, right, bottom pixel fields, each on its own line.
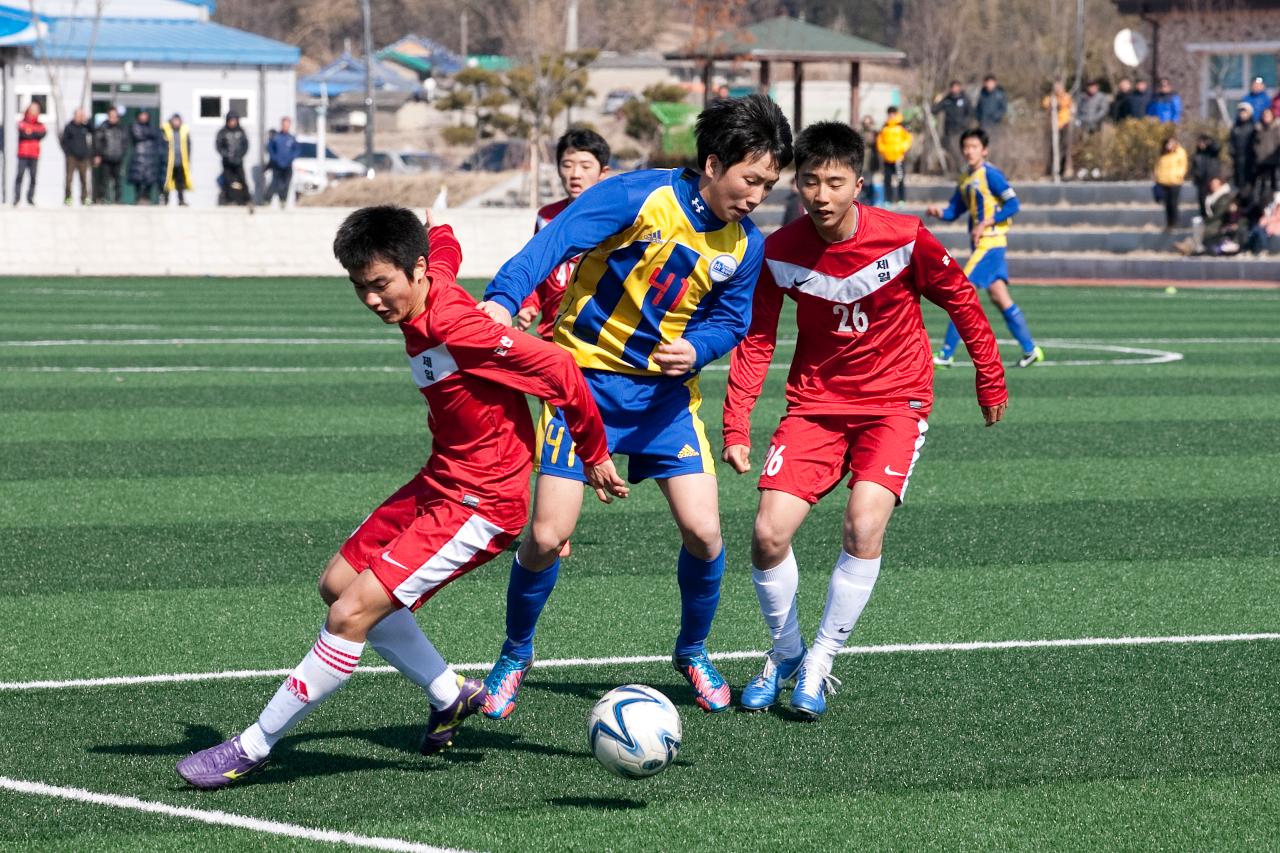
left=1009, top=251, right=1280, bottom=282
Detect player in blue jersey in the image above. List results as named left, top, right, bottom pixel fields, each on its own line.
left=927, top=128, right=1044, bottom=368
left=476, top=94, right=793, bottom=716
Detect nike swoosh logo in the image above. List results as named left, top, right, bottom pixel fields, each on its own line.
left=884, top=466, right=909, bottom=477
left=794, top=275, right=816, bottom=287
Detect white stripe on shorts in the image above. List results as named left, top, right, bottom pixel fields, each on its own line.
left=899, top=419, right=929, bottom=500
left=389, top=514, right=505, bottom=608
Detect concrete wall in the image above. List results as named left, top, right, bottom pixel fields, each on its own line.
left=2, top=60, right=295, bottom=208
left=0, top=205, right=537, bottom=279
left=1152, top=10, right=1280, bottom=119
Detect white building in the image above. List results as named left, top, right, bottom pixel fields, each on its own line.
left=1, top=0, right=298, bottom=207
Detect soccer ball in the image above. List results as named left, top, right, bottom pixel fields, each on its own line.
left=587, top=684, right=682, bottom=779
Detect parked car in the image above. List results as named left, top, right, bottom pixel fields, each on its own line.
left=291, top=138, right=365, bottom=194
left=460, top=140, right=527, bottom=172
left=602, top=89, right=637, bottom=114
left=354, top=150, right=446, bottom=176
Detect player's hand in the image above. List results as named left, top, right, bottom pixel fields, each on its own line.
left=475, top=299, right=513, bottom=327
left=971, top=217, right=994, bottom=242
left=424, top=208, right=437, bottom=229
left=925, top=203, right=943, bottom=218
left=514, top=305, right=537, bottom=331
left=722, top=444, right=751, bottom=474
left=585, top=458, right=629, bottom=503
left=982, top=402, right=1007, bottom=427
left=653, top=338, right=697, bottom=375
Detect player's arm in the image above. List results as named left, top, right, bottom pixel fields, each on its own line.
left=424, top=219, right=462, bottom=283
left=658, top=230, right=764, bottom=376
left=927, top=187, right=964, bottom=221
left=481, top=176, right=644, bottom=322
left=721, top=260, right=784, bottom=473
left=913, top=224, right=1008, bottom=425
left=439, top=307, right=627, bottom=501
left=987, top=169, right=1020, bottom=224
left=515, top=288, right=543, bottom=331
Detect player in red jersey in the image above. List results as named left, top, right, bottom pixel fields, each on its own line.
left=722, top=122, right=1008, bottom=719
left=514, top=129, right=612, bottom=341
left=176, top=207, right=624, bottom=789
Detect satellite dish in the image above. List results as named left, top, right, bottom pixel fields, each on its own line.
left=1114, top=29, right=1149, bottom=68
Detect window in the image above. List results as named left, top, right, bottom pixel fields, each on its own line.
left=1250, top=54, right=1278, bottom=89
left=199, top=96, right=221, bottom=119
left=1209, top=54, right=1244, bottom=90
left=193, top=92, right=254, bottom=124
left=13, top=86, right=51, bottom=121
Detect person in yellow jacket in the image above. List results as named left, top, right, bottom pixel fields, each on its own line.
left=875, top=106, right=913, bottom=207
left=162, top=113, right=193, bottom=206
left=1041, top=79, right=1074, bottom=178
left=1153, top=136, right=1188, bottom=230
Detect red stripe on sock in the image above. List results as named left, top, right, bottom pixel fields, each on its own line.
left=316, top=637, right=360, bottom=664
left=311, top=643, right=357, bottom=674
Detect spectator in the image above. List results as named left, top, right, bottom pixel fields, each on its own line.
left=1245, top=189, right=1279, bottom=254
left=1273, top=89, right=1280, bottom=119
left=1110, top=78, right=1137, bottom=122
left=1230, top=103, right=1258, bottom=196
left=265, top=116, right=299, bottom=206
left=13, top=102, right=45, bottom=206
left=1242, top=77, right=1272, bottom=121
left=93, top=107, right=127, bottom=204
left=875, top=105, right=913, bottom=207
left=1153, top=136, right=1188, bottom=231
left=1041, top=79, right=1073, bottom=178
left=161, top=113, right=193, bottom=206
left=1077, top=79, right=1111, bottom=134
left=975, top=74, right=1008, bottom=131
left=216, top=111, right=250, bottom=205
left=128, top=110, right=163, bottom=204
left=1252, top=107, right=1280, bottom=201
left=1190, top=133, right=1222, bottom=216
left=1146, top=77, right=1183, bottom=123
left=856, top=114, right=884, bottom=206
left=60, top=107, right=94, bottom=206
left=931, top=80, right=973, bottom=165
left=1130, top=78, right=1152, bottom=117
left=1177, top=176, right=1240, bottom=255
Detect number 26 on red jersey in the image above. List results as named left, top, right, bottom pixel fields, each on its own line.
left=832, top=302, right=868, bottom=334
left=763, top=443, right=786, bottom=476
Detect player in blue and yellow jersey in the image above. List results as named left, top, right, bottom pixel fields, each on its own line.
left=476, top=95, right=793, bottom=716
left=927, top=128, right=1044, bottom=368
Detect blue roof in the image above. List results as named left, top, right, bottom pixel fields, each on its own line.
left=32, top=18, right=299, bottom=66
left=0, top=5, right=43, bottom=45
left=380, top=34, right=464, bottom=75
left=298, top=52, right=421, bottom=97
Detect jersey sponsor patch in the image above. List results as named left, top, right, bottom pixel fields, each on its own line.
left=708, top=253, right=738, bottom=283
left=409, top=344, right=459, bottom=388
left=494, top=335, right=514, bottom=356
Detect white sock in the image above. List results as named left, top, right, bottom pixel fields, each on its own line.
left=752, top=549, right=803, bottom=661
left=811, top=552, right=881, bottom=661
left=240, top=627, right=364, bottom=761
left=365, top=608, right=450, bottom=698
left=427, top=669, right=462, bottom=709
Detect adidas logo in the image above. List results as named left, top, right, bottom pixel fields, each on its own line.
left=286, top=675, right=310, bottom=703
left=640, top=229, right=663, bottom=243
left=677, top=444, right=699, bottom=459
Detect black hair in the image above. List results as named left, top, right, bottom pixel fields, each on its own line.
left=793, top=121, right=865, bottom=176
left=959, top=127, right=989, bottom=149
left=694, top=93, right=793, bottom=172
left=556, top=128, right=611, bottom=168
left=886, top=105, right=900, bottom=115
left=333, top=206, right=428, bottom=279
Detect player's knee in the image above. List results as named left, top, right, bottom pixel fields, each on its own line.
left=678, top=517, right=722, bottom=561
left=843, top=512, right=886, bottom=558
left=326, top=593, right=376, bottom=639
left=525, top=518, right=570, bottom=561
left=751, top=517, right=792, bottom=568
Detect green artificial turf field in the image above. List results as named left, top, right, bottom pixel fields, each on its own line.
left=1, top=277, right=1278, bottom=851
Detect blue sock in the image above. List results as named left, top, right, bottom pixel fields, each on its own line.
left=675, top=546, right=725, bottom=657
left=1002, top=303, right=1036, bottom=354
left=499, top=555, right=559, bottom=660
left=941, top=322, right=961, bottom=359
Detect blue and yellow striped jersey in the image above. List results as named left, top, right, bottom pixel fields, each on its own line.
left=485, top=168, right=764, bottom=376
left=939, top=162, right=1020, bottom=250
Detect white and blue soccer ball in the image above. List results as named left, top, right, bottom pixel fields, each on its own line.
left=587, top=684, right=682, bottom=779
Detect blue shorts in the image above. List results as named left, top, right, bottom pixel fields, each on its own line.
left=964, top=246, right=1009, bottom=289
left=536, top=369, right=715, bottom=483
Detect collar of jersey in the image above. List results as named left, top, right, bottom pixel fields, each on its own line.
left=676, top=168, right=727, bottom=232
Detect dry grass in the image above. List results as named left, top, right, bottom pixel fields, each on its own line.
left=297, top=170, right=517, bottom=208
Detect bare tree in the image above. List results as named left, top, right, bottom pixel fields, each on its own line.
left=27, top=0, right=106, bottom=130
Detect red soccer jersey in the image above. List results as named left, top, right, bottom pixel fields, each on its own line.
left=403, top=225, right=609, bottom=528
left=518, top=197, right=579, bottom=340
left=723, top=206, right=1007, bottom=447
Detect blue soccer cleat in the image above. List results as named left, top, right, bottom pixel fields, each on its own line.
left=740, top=647, right=806, bottom=712
left=672, top=650, right=731, bottom=713
left=482, top=653, right=533, bottom=720
left=790, top=655, right=841, bottom=720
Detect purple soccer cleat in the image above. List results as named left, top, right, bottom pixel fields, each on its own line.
left=420, top=676, right=487, bottom=756
left=175, top=736, right=267, bottom=790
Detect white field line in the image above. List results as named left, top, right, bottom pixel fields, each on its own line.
left=5, top=632, right=1278, bottom=692
left=0, top=338, right=395, bottom=347
left=23, top=288, right=160, bottom=297
left=6, top=366, right=407, bottom=375
left=0, top=776, right=467, bottom=853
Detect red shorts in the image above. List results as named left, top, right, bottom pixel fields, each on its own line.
left=757, top=413, right=928, bottom=505
left=340, top=477, right=519, bottom=611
